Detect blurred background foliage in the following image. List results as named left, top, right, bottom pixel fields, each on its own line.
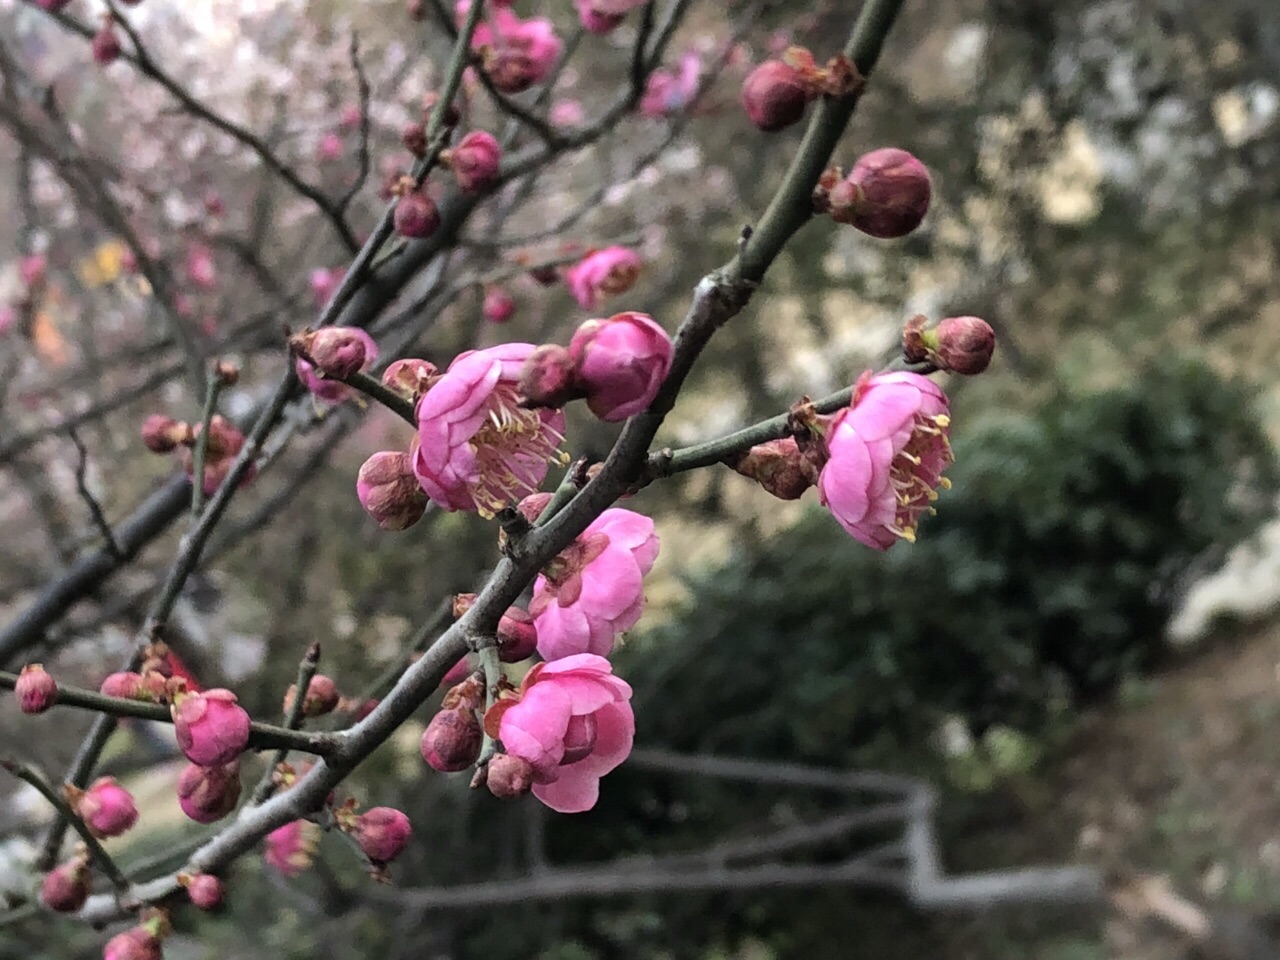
left=4, top=0, right=1280, bottom=957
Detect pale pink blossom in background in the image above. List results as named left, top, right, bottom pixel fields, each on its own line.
left=640, top=52, right=702, bottom=118
left=817, top=371, right=953, bottom=550
left=531, top=507, right=659, bottom=660
left=185, top=243, right=217, bottom=290
left=412, top=343, right=566, bottom=517
left=497, top=654, right=635, bottom=813
left=550, top=99, right=585, bottom=127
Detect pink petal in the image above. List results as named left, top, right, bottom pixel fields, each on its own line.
left=532, top=769, right=600, bottom=813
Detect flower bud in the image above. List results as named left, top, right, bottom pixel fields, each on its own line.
left=15, top=664, right=56, bottom=713
left=393, top=190, right=440, bottom=239
left=420, top=707, right=483, bottom=772
left=930, top=316, right=996, bottom=375
left=40, top=857, right=90, bottom=913
left=568, top=311, right=673, bottom=422
left=740, top=60, right=814, bottom=131
left=103, top=927, right=162, bottom=960
left=449, top=131, right=502, bottom=192
left=381, top=358, right=439, bottom=401
left=725, top=436, right=819, bottom=500
left=282, top=674, right=341, bottom=718
left=497, top=607, right=538, bottom=662
left=820, top=148, right=931, bottom=239
left=515, top=491, right=553, bottom=523
left=181, top=873, right=223, bottom=910
left=357, top=451, right=429, bottom=531
left=92, top=21, right=122, bottom=66
left=440, top=656, right=474, bottom=688
left=74, top=776, right=138, bottom=838
left=213, top=360, right=239, bottom=386
left=420, top=91, right=461, bottom=127
left=140, top=415, right=190, bottom=454
left=100, top=671, right=167, bottom=702
left=19, top=254, right=46, bottom=288
left=171, top=688, right=251, bottom=767
left=350, top=807, right=413, bottom=865
left=290, top=327, right=370, bottom=380
left=176, top=760, right=242, bottom=824
left=401, top=121, right=428, bottom=158
left=264, top=820, right=319, bottom=876
left=482, top=285, right=516, bottom=324
left=486, top=754, right=534, bottom=799
left=518, top=344, right=579, bottom=410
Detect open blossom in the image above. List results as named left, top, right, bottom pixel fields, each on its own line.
left=531, top=508, right=659, bottom=660
left=412, top=343, right=566, bottom=518
left=568, top=312, right=672, bottom=421
left=172, top=688, right=251, bottom=767
left=464, top=4, right=563, bottom=93
left=816, top=371, right=953, bottom=550
left=494, top=654, right=635, bottom=813
left=640, top=52, right=701, bottom=118
left=563, top=247, right=641, bottom=310
left=295, top=327, right=378, bottom=404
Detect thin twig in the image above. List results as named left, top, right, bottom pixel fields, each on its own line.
left=67, top=429, right=122, bottom=560
left=250, top=642, right=322, bottom=805
left=189, top=366, right=227, bottom=516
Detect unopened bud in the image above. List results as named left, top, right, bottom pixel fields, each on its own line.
left=818, top=148, right=932, bottom=239
left=180, top=873, right=224, bottom=910
left=930, top=316, right=996, bottom=375
left=740, top=60, right=814, bottom=132
left=448, top=130, right=502, bottom=192
left=357, top=451, right=429, bottom=531
left=92, top=20, right=122, bottom=66
left=15, top=664, right=56, bottom=713
left=103, top=926, right=163, bottom=960
left=518, top=344, right=579, bottom=410
left=140, top=415, right=190, bottom=454
left=515, top=491, right=553, bottom=523
left=482, top=286, right=516, bottom=324
left=213, top=360, right=239, bottom=386
left=283, top=674, right=341, bottom=718
left=73, top=776, right=138, bottom=839
left=497, top=607, right=538, bottom=662
left=100, top=671, right=167, bottom=702
left=420, top=707, right=483, bottom=772
left=291, top=327, right=371, bottom=380
left=350, top=807, right=413, bottom=865
left=486, top=754, right=535, bottom=799
left=393, top=190, right=440, bottom=239
left=381, top=358, right=439, bottom=401
left=41, top=856, right=90, bottom=912
left=177, top=760, right=242, bottom=824
left=725, top=436, right=819, bottom=500
left=401, top=121, right=428, bottom=158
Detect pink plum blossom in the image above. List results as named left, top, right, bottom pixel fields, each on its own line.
left=185, top=243, right=217, bottom=290
left=816, top=371, right=953, bottom=550
left=463, top=4, right=563, bottom=93
left=563, top=246, right=642, bottom=309
left=412, top=343, right=567, bottom=518
left=550, top=99, right=585, bottom=127
left=76, top=777, right=138, bottom=838
left=450, top=130, right=502, bottom=192
left=495, top=654, right=635, bottom=813
left=15, top=664, right=56, bottom=713
left=640, top=52, right=702, bottom=118
left=568, top=311, right=672, bottom=421
left=530, top=508, right=659, bottom=660
left=351, top=807, right=413, bottom=865
left=482, top=285, right=516, bottom=323
left=264, top=820, right=318, bottom=876
left=171, top=688, right=251, bottom=767
left=295, top=327, right=378, bottom=404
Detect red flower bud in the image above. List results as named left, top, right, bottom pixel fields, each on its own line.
left=393, top=190, right=440, bottom=239
left=725, top=436, right=819, bottom=500
left=92, top=21, right=122, bottom=66
left=740, top=60, right=815, bottom=131
left=15, top=664, right=56, bottom=713
left=40, top=857, right=90, bottom=913
left=356, top=451, right=429, bottom=531
left=482, top=286, right=516, bottom=324
left=282, top=674, right=341, bottom=718
left=140, top=415, right=190, bottom=454
left=171, top=689, right=251, bottom=767
left=182, top=873, right=223, bottom=910
left=931, top=316, right=996, bottom=375
left=291, top=327, right=370, bottom=380
left=518, top=344, right=579, bottom=410
left=176, top=760, right=242, bottom=824
left=486, top=753, right=534, bottom=799
left=74, top=776, right=138, bottom=838
left=401, top=121, right=428, bottom=158
left=420, top=707, right=483, bottom=772
left=497, top=607, right=538, bottom=662
left=350, top=806, right=413, bottom=865
left=449, top=131, right=502, bottom=192
left=820, top=148, right=932, bottom=239
left=103, top=926, right=162, bottom=960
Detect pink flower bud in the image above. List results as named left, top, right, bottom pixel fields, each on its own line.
left=19, top=254, right=46, bottom=288
left=740, top=60, right=814, bottom=131
left=930, top=316, right=996, bottom=375
left=92, top=21, right=122, bottom=66
left=394, top=190, right=440, bottom=239
left=449, top=131, right=501, bottom=192
left=486, top=753, right=535, bottom=799
left=182, top=873, right=223, bottom=910
left=550, top=99, right=585, bottom=127
left=283, top=675, right=341, bottom=718
left=563, top=246, right=641, bottom=309
left=357, top=451, right=429, bottom=531
left=176, top=760, right=242, bottom=824
left=420, top=707, right=482, bottom=772
left=515, top=491, right=553, bottom=523
left=568, top=311, right=673, bottom=422
left=103, top=927, right=162, bottom=960
left=381, top=358, right=439, bottom=401
left=264, top=819, right=319, bottom=876
left=291, top=327, right=370, bottom=380
left=100, top=671, right=167, bottom=702
left=482, top=285, right=516, bottom=324
left=40, top=857, right=89, bottom=912
left=725, top=436, right=818, bottom=501
left=401, top=121, right=428, bottom=158
left=440, top=656, right=474, bottom=688
left=316, top=131, right=344, bottom=162
left=185, top=242, right=217, bottom=291
left=140, top=415, right=189, bottom=454
left=821, top=148, right=932, bottom=239
left=15, top=664, right=56, bottom=713
left=171, top=689, right=251, bottom=767
left=518, top=344, right=579, bottom=410
left=75, top=776, right=138, bottom=838
left=351, top=806, right=412, bottom=865
left=497, top=607, right=538, bottom=662
left=310, top=267, right=342, bottom=307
